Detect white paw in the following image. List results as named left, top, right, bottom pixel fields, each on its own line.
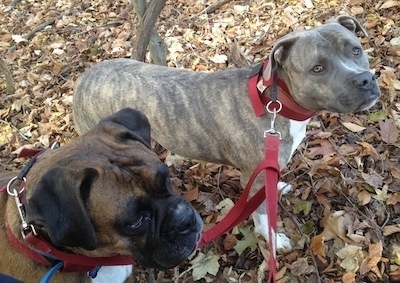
left=252, top=208, right=293, bottom=253
left=278, top=181, right=292, bottom=195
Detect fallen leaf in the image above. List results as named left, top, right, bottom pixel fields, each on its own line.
left=368, top=109, right=388, bottom=122
left=356, top=141, right=380, bottom=159
left=387, top=192, right=400, bottom=205
left=361, top=171, right=384, bottom=188
left=215, top=198, right=234, bottom=221
left=307, top=139, right=335, bottom=159
left=290, top=258, right=314, bottom=276
left=11, top=34, right=27, bottom=43
left=336, top=244, right=365, bottom=273
left=379, top=0, right=400, bottom=9
left=310, top=234, right=326, bottom=258
left=190, top=251, right=220, bottom=281
left=393, top=245, right=400, bottom=265
left=358, top=190, right=371, bottom=205
left=372, top=185, right=389, bottom=201
left=301, top=220, right=315, bottom=235
left=359, top=242, right=383, bottom=277
left=390, top=166, right=400, bottom=179
left=223, top=234, right=237, bottom=250
left=304, top=0, right=314, bottom=8
left=210, top=54, right=228, bottom=64
left=350, top=6, right=364, bottom=15
left=290, top=198, right=313, bottom=216
left=378, top=119, right=400, bottom=144
left=342, top=122, right=366, bottom=133
left=383, top=224, right=400, bottom=236
left=234, top=226, right=258, bottom=256
left=183, top=186, right=199, bottom=202
left=342, top=272, right=356, bottom=283
left=233, top=5, right=249, bottom=14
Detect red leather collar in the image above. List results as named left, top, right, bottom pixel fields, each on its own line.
left=248, top=59, right=315, bottom=120
left=5, top=219, right=136, bottom=272
left=3, top=147, right=136, bottom=273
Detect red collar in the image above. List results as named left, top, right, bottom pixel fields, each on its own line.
left=5, top=219, right=136, bottom=272
left=2, top=147, right=136, bottom=273
left=248, top=59, right=315, bottom=120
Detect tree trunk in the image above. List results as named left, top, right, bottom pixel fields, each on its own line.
left=131, top=0, right=167, bottom=65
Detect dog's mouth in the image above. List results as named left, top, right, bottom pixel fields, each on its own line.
left=357, top=95, right=380, bottom=112
left=333, top=87, right=380, bottom=113
left=132, top=199, right=203, bottom=270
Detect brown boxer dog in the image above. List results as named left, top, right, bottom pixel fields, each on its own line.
left=0, top=108, right=202, bottom=282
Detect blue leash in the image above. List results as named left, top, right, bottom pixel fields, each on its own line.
left=40, top=262, right=63, bottom=283
left=39, top=262, right=101, bottom=282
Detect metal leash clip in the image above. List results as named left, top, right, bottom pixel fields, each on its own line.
left=6, top=176, right=37, bottom=238
left=264, top=101, right=282, bottom=139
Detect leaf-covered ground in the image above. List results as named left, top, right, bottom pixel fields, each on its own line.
left=1, top=0, right=399, bottom=282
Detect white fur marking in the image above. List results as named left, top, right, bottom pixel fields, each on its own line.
left=92, top=265, right=133, bottom=283
left=253, top=205, right=293, bottom=253
left=278, top=181, right=292, bottom=195
left=288, top=119, right=309, bottom=162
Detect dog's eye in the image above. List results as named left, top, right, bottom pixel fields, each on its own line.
left=352, top=47, right=361, bottom=56
left=312, top=65, right=324, bottom=73
left=130, top=215, right=144, bottom=229
left=130, top=214, right=151, bottom=229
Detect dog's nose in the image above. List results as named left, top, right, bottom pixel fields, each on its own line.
left=353, top=72, right=376, bottom=89
left=164, top=203, right=199, bottom=240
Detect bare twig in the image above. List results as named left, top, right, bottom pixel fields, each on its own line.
left=0, top=58, right=15, bottom=94
left=6, top=15, right=64, bottom=56
left=107, top=4, right=133, bottom=26
left=184, top=0, right=231, bottom=20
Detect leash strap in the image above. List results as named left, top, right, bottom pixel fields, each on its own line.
left=198, top=162, right=269, bottom=247
left=40, top=262, right=63, bottom=283
left=198, top=134, right=280, bottom=282
left=264, top=134, right=280, bottom=282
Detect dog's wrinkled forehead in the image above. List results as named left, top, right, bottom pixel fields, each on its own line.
left=287, top=23, right=361, bottom=50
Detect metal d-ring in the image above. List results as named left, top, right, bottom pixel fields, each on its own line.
left=266, top=100, right=282, bottom=114
left=6, top=176, right=26, bottom=197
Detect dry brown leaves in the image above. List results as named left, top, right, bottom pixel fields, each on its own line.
left=0, top=0, right=399, bottom=282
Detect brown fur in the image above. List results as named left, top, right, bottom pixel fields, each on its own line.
left=0, top=108, right=202, bottom=282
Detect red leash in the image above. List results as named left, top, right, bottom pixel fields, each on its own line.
left=199, top=59, right=315, bottom=282
left=198, top=133, right=280, bottom=281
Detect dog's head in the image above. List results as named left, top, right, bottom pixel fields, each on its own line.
left=263, top=15, right=380, bottom=113
left=24, top=108, right=202, bottom=269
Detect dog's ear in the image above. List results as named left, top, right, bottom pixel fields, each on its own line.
left=332, top=15, right=368, bottom=37
left=99, top=108, right=151, bottom=148
left=26, top=166, right=98, bottom=250
left=263, top=37, right=297, bottom=81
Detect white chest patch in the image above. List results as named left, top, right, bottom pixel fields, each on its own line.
left=91, top=265, right=133, bottom=283
left=288, top=119, right=309, bottom=163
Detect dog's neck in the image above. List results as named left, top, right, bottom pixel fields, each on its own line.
left=248, top=59, right=315, bottom=120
